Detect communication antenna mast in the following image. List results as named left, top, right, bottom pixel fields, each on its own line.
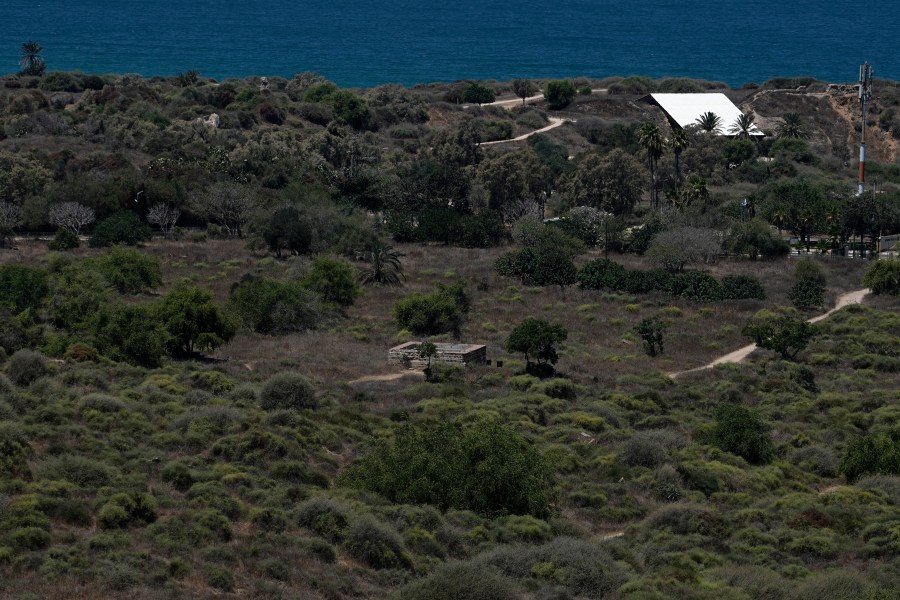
left=858, top=62, right=874, bottom=195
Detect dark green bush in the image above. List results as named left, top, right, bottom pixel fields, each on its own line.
left=10, top=526, right=52, bottom=551
left=669, top=271, right=723, bottom=301
left=88, top=246, right=162, bottom=294
left=839, top=428, right=900, bottom=482
left=345, top=417, right=554, bottom=517
left=742, top=308, right=815, bottom=360
left=643, top=503, right=723, bottom=536
left=394, top=283, right=469, bottom=336
left=622, top=432, right=667, bottom=467
left=709, top=405, right=774, bottom=464
left=158, top=283, right=237, bottom=356
left=0, top=264, right=48, bottom=313
left=228, top=276, right=322, bottom=334
left=7, top=349, right=48, bottom=386
left=48, top=228, right=79, bottom=251
left=0, top=422, right=32, bottom=478
left=206, top=565, right=235, bottom=591
left=392, top=562, right=517, bottom=600
left=263, top=206, right=313, bottom=257
left=259, top=372, right=318, bottom=410
left=302, top=256, right=360, bottom=307
left=721, top=275, right=766, bottom=300
left=89, top=211, right=152, bottom=248
left=863, top=259, right=900, bottom=295
left=543, top=80, right=577, bottom=109
left=96, top=302, right=169, bottom=367
left=345, top=516, right=411, bottom=570
left=790, top=278, right=825, bottom=310
left=38, top=455, right=114, bottom=489
left=98, top=493, right=157, bottom=529
left=506, top=317, right=568, bottom=374
left=296, top=497, right=351, bottom=542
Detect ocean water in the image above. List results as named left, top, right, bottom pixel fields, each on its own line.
left=2, top=1, right=898, bottom=87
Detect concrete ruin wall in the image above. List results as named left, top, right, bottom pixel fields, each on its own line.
left=388, top=342, right=487, bottom=369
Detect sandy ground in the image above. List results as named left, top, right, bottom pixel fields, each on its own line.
left=670, top=288, right=870, bottom=378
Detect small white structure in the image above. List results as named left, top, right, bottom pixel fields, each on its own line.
left=641, top=93, right=764, bottom=136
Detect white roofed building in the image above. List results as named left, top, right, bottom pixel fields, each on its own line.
left=640, top=93, right=764, bottom=136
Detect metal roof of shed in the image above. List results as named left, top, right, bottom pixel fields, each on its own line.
left=642, top=93, right=764, bottom=136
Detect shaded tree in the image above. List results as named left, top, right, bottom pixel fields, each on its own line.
left=506, top=317, right=567, bottom=373
left=0, top=202, right=22, bottom=248
left=263, top=206, right=312, bottom=257
left=158, top=283, right=237, bottom=356
left=512, top=78, right=537, bottom=104
left=559, top=149, right=644, bottom=215
left=742, top=308, right=816, bottom=360
left=475, top=150, right=549, bottom=222
left=462, top=83, right=495, bottom=105
left=543, top=80, right=576, bottom=109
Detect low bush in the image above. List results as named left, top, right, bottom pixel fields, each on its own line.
left=839, top=428, right=900, bottom=482
left=7, top=349, right=48, bottom=386
left=721, top=274, right=766, bottom=300
left=88, top=246, right=162, bottom=294
left=622, top=432, right=668, bottom=468
left=669, top=271, right=723, bottom=301
left=89, top=211, right=152, bottom=248
left=790, top=278, right=825, bottom=310
left=48, top=228, right=80, bottom=250
left=302, top=256, right=360, bottom=307
left=577, top=259, right=627, bottom=291
left=98, top=493, right=158, bottom=529
left=345, top=517, right=411, bottom=570
left=229, top=275, right=323, bottom=334
left=392, top=562, right=517, bottom=600
left=345, top=417, right=554, bottom=517
left=296, top=497, right=351, bottom=542
left=38, top=455, right=115, bottom=489
left=709, top=404, right=774, bottom=465
left=862, top=259, right=900, bottom=295
left=259, top=372, right=318, bottom=410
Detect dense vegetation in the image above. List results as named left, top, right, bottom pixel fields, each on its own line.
left=0, top=67, right=898, bottom=599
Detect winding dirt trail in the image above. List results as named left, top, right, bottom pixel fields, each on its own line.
left=479, top=117, right=572, bottom=146
left=670, top=288, right=870, bottom=378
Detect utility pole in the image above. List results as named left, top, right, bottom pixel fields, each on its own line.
left=858, top=62, right=874, bottom=195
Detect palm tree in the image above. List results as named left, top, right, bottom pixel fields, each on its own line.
left=776, top=112, right=808, bottom=139
left=668, top=128, right=689, bottom=186
left=638, top=122, right=664, bottom=209
left=357, top=242, right=405, bottom=287
left=19, top=41, right=46, bottom=76
left=729, top=113, right=757, bottom=138
left=696, top=111, right=722, bottom=133
left=680, top=175, right=709, bottom=206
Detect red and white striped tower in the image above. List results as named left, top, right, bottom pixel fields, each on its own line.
left=858, top=62, right=874, bottom=195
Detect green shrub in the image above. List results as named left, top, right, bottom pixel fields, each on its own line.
left=506, top=318, right=568, bottom=376
left=263, top=206, right=313, bottom=257
left=742, top=308, right=816, bottom=360
left=302, top=256, right=360, bottom=307
left=790, top=278, right=825, bottom=310
left=0, top=422, right=32, bottom=478
left=344, top=417, right=554, bottom=517
left=38, top=455, right=114, bottom=489
left=10, top=527, right=52, bottom=551
left=578, top=258, right=626, bottom=291
left=158, top=283, right=237, bottom=356
left=634, top=316, right=667, bottom=357
left=622, top=433, right=668, bottom=468
left=710, top=405, right=774, bottom=464
left=206, top=565, right=235, bottom=591
left=98, top=493, right=157, bottom=529
left=0, top=264, right=48, bottom=313
left=721, top=275, right=766, bottom=300
left=249, top=507, right=288, bottom=532
left=839, top=428, right=900, bottom=482
left=790, top=445, right=838, bottom=477
left=228, top=276, right=322, bottom=334
left=862, top=259, right=900, bottom=295
left=345, top=516, right=411, bottom=570
left=392, top=562, right=517, bottom=600
left=394, top=283, right=469, bottom=336
left=7, top=349, right=47, bottom=386
left=643, top=503, right=723, bottom=535
left=89, top=211, right=152, bottom=248
left=543, top=80, right=577, bottom=109
left=669, top=271, right=723, bottom=301
left=48, top=228, right=79, bottom=251
left=259, top=372, right=318, bottom=410
left=296, top=497, right=351, bottom=542
left=88, top=246, right=162, bottom=294
left=96, top=302, right=169, bottom=367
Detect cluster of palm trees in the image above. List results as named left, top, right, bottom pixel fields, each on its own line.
left=637, top=122, right=695, bottom=210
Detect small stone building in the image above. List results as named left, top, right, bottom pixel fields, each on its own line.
left=389, top=342, right=487, bottom=369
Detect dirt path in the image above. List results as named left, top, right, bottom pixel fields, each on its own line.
left=670, top=288, right=870, bottom=378
left=347, top=371, right=424, bottom=385
left=479, top=117, right=572, bottom=146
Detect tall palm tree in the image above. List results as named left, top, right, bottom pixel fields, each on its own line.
left=668, top=128, right=689, bottom=186
left=680, top=175, right=709, bottom=206
left=357, top=242, right=405, bottom=287
left=638, top=122, right=664, bottom=209
left=696, top=111, right=722, bottom=133
left=729, top=113, right=757, bottom=138
left=776, top=112, right=808, bottom=139
left=19, top=41, right=45, bottom=76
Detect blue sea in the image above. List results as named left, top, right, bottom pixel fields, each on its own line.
left=2, top=1, right=898, bottom=87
